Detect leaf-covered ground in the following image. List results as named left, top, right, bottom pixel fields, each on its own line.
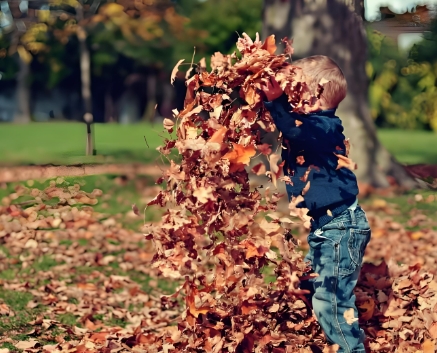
left=0, top=175, right=436, bottom=352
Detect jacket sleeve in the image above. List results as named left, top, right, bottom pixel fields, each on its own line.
left=264, top=95, right=340, bottom=150
left=263, top=94, right=306, bottom=142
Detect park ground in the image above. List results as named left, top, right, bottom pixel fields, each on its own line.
left=0, top=122, right=436, bottom=351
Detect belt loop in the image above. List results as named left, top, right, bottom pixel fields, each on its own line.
left=349, top=208, right=356, bottom=226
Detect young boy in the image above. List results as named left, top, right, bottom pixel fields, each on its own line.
left=262, top=55, right=371, bottom=353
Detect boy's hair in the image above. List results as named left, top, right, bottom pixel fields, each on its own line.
left=292, top=55, right=347, bottom=109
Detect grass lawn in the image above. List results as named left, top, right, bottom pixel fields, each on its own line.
left=0, top=122, right=171, bottom=166
left=377, top=128, right=437, bottom=165
left=0, top=122, right=435, bottom=166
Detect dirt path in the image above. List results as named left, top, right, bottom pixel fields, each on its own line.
left=0, top=163, right=163, bottom=183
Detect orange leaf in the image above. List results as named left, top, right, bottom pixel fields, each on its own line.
left=89, top=332, right=108, bottom=344
left=423, top=339, right=436, bottom=353
left=261, top=35, right=277, bottom=54
left=223, top=143, right=256, bottom=166
left=186, top=292, right=210, bottom=318
left=209, top=127, right=227, bottom=144
left=296, top=156, right=305, bottom=165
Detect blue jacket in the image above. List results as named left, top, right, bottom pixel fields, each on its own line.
left=264, top=94, right=358, bottom=229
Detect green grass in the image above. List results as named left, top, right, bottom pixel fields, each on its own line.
left=0, top=289, right=38, bottom=336
left=377, top=128, right=437, bottom=165
left=0, top=122, right=172, bottom=166
left=0, top=123, right=435, bottom=166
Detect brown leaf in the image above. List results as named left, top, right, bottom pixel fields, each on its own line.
left=334, top=153, right=357, bottom=171
left=251, top=163, right=266, bottom=176
left=132, top=204, right=140, bottom=216
left=358, top=298, right=375, bottom=321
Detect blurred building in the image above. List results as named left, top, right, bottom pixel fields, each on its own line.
left=368, top=5, right=436, bottom=50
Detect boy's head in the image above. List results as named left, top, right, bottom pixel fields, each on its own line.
left=292, top=55, right=347, bottom=110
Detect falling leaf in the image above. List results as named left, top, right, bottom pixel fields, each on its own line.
left=296, top=156, right=305, bottom=165
left=170, top=59, right=185, bottom=85
left=281, top=37, right=294, bottom=56
left=132, top=204, right=140, bottom=216
left=251, top=163, right=266, bottom=176
left=163, top=118, right=175, bottom=132
left=334, top=153, right=357, bottom=171
left=295, top=120, right=303, bottom=127
left=223, top=143, right=256, bottom=169
left=319, top=78, right=330, bottom=86
left=261, top=35, right=277, bottom=54
left=193, top=187, right=214, bottom=204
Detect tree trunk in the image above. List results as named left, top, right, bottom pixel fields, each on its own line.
left=77, top=4, right=95, bottom=156
left=263, top=0, right=417, bottom=188
left=13, top=51, right=32, bottom=123
left=143, top=70, right=157, bottom=122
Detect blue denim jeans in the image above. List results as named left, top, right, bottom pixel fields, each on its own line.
left=301, top=205, right=371, bottom=353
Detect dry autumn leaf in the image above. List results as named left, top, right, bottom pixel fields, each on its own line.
left=170, top=59, right=185, bottom=85
left=343, top=308, right=358, bottom=325
left=334, top=153, right=357, bottom=171
left=223, top=143, right=256, bottom=168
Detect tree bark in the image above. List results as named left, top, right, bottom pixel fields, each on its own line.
left=7, top=1, right=31, bottom=124
left=263, top=0, right=417, bottom=188
left=143, top=69, right=157, bottom=122
left=13, top=51, right=32, bottom=124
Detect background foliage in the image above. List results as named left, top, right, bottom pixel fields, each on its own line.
left=367, top=20, right=437, bottom=131
left=1, top=0, right=437, bottom=130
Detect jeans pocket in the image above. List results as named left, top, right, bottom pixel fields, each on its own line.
left=347, top=228, right=371, bottom=269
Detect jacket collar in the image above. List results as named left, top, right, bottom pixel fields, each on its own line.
left=307, top=108, right=337, bottom=117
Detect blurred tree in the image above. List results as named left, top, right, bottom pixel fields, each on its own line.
left=0, top=0, right=47, bottom=123
left=0, top=0, right=193, bottom=150
left=86, top=0, right=198, bottom=121
left=367, top=21, right=437, bottom=132
left=263, top=0, right=415, bottom=188
left=183, top=0, right=262, bottom=58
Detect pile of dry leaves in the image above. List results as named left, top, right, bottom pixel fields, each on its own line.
left=0, top=180, right=181, bottom=352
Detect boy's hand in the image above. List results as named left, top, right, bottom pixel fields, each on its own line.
left=261, top=76, right=283, bottom=102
